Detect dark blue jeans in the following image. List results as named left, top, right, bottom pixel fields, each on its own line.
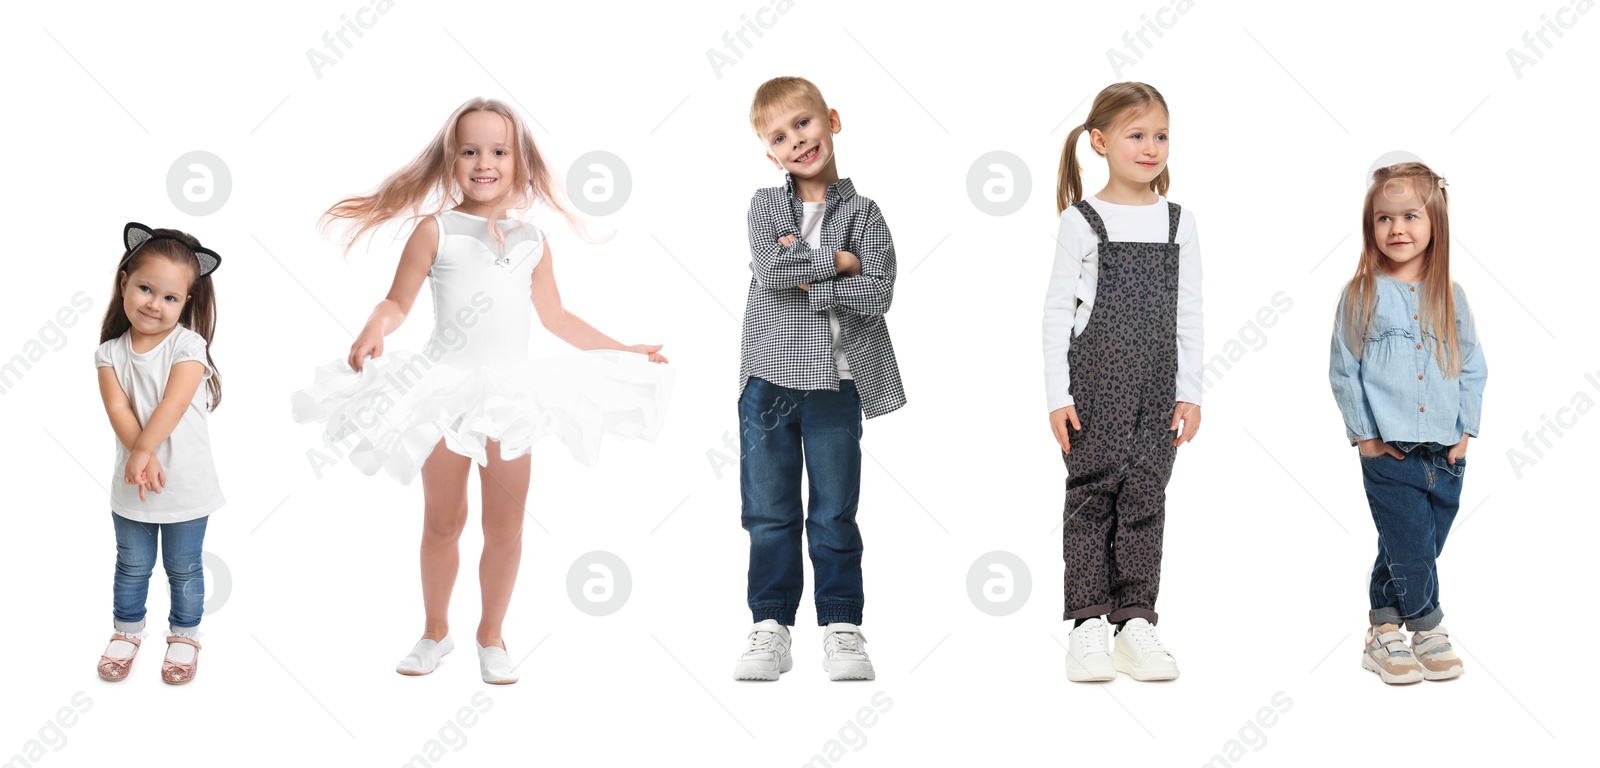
left=112, top=511, right=208, bottom=633
left=1360, top=441, right=1464, bottom=631
left=739, top=377, right=864, bottom=626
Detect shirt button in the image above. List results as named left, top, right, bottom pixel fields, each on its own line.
left=1410, top=286, right=1416, bottom=292
left=1416, top=343, right=1422, bottom=349
left=1413, top=314, right=1419, bottom=320
left=1418, top=374, right=1424, bottom=380
left=1420, top=406, right=1426, bottom=412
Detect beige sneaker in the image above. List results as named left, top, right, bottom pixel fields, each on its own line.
left=1411, top=626, right=1464, bottom=681
left=1361, top=623, right=1422, bottom=684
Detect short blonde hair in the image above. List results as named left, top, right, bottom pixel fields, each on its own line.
left=749, top=76, right=830, bottom=137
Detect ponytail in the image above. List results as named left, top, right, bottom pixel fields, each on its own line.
left=1054, top=82, right=1172, bottom=214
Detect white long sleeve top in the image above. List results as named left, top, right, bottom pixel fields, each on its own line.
left=1042, top=195, right=1204, bottom=412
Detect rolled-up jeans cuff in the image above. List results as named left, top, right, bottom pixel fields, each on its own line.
left=1406, top=607, right=1445, bottom=632
left=1369, top=607, right=1404, bottom=627
left=113, top=618, right=146, bottom=635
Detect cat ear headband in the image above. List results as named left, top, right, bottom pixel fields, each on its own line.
left=120, top=222, right=221, bottom=277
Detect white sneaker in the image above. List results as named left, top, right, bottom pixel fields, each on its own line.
left=1066, top=618, right=1116, bottom=681
left=822, top=623, right=875, bottom=681
left=733, top=620, right=792, bottom=681
left=476, top=641, right=519, bottom=685
left=1113, top=618, right=1179, bottom=681
left=396, top=635, right=454, bottom=676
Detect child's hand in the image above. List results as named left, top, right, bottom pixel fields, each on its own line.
left=1447, top=435, right=1469, bottom=464
left=1357, top=437, right=1405, bottom=460
left=798, top=283, right=810, bottom=292
left=123, top=450, right=154, bottom=502
left=1171, top=402, right=1201, bottom=447
left=143, top=454, right=167, bottom=497
left=348, top=328, right=384, bottom=372
left=624, top=343, right=669, bottom=363
left=1050, top=406, right=1081, bottom=453
left=834, top=251, right=861, bottom=277
left=778, top=234, right=797, bottom=247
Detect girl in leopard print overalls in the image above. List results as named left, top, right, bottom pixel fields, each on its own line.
left=1043, top=82, right=1204, bottom=682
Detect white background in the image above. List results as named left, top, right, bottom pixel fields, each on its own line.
left=2, top=0, right=1592, bottom=764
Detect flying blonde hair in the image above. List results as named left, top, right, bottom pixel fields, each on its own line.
left=321, top=97, right=592, bottom=253
left=1342, top=162, right=1463, bottom=376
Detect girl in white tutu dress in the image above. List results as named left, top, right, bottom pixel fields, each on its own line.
left=291, top=97, right=672, bottom=684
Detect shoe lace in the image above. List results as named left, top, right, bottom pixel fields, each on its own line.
left=1126, top=623, right=1169, bottom=656
left=745, top=630, right=777, bottom=655
left=827, top=631, right=864, bottom=655
left=1073, top=622, right=1108, bottom=654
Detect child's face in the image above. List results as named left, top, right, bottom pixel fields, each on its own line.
left=453, top=110, right=516, bottom=212
left=1372, top=178, right=1433, bottom=272
left=120, top=258, right=191, bottom=336
left=760, top=100, right=840, bottom=179
left=1092, top=106, right=1168, bottom=189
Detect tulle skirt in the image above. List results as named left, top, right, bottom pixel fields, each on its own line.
left=291, top=348, right=673, bottom=485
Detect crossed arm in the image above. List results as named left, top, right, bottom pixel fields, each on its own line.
left=746, top=192, right=895, bottom=317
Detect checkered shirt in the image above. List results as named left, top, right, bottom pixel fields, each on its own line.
left=738, top=174, right=906, bottom=419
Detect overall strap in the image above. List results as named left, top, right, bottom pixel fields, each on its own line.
left=1072, top=199, right=1110, bottom=245
left=1166, top=201, right=1182, bottom=245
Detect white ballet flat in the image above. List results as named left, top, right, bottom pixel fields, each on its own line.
left=477, top=641, right=519, bottom=684
left=396, top=635, right=454, bottom=675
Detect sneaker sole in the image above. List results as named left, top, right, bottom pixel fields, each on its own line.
left=1420, top=664, right=1464, bottom=681
left=734, top=653, right=792, bottom=681
left=1066, top=655, right=1115, bottom=682
left=825, top=661, right=875, bottom=681
left=1113, top=648, right=1178, bottom=681
left=1361, top=653, right=1423, bottom=684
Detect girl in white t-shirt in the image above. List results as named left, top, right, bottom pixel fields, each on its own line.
left=92, top=223, right=225, bottom=685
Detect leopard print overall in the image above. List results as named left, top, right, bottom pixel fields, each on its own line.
left=1062, top=199, right=1182, bottom=625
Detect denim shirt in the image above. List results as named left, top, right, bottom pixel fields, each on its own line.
left=1328, top=274, right=1487, bottom=446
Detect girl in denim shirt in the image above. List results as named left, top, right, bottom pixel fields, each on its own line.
left=1329, top=162, right=1487, bottom=685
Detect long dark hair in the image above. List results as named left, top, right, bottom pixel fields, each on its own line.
left=98, top=228, right=223, bottom=410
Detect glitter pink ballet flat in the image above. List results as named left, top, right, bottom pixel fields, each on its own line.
left=161, top=635, right=201, bottom=685
left=97, top=633, right=141, bottom=681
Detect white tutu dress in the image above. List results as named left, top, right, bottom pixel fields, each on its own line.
left=291, top=210, right=673, bottom=485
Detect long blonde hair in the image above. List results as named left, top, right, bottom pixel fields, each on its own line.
left=1342, top=162, right=1462, bottom=376
left=321, top=97, right=585, bottom=252
left=1056, top=82, right=1171, bottom=213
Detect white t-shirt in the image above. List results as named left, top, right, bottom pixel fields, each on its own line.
left=94, top=325, right=225, bottom=523
left=1042, top=195, right=1204, bottom=412
left=800, top=201, right=851, bottom=379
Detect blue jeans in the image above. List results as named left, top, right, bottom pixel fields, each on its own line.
left=111, top=512, right=208, bottom=633
left=1360, top=441, right=1464, bottom=631
left=739, top=377, right=864, bottom=626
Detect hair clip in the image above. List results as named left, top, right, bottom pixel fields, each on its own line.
left=122, top=222, right=221, bottom=277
